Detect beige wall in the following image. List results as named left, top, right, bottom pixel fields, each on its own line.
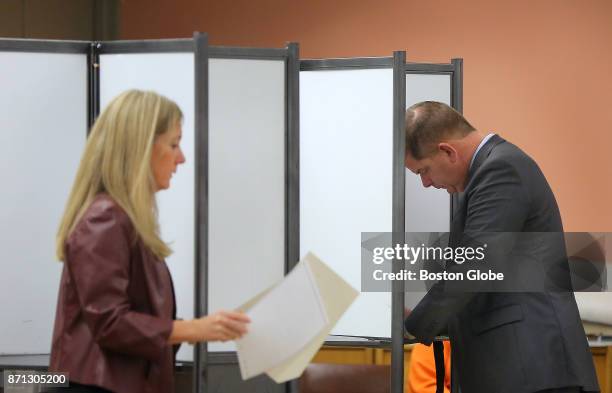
left=122, top=0, right=612, bottom=231
left=0, top=0, right=119, bottom=40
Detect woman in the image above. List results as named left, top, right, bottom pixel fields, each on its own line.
left=48, top=90, right=249, bottom=393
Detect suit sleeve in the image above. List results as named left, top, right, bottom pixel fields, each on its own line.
left=65, top=204, right=173, bottom=360
left=405, top=159, right=530, bottom=344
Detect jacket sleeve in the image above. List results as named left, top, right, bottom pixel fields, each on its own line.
left=65, top=202, right=173, bottom=361
left=405, top=159, right=530, bottom=344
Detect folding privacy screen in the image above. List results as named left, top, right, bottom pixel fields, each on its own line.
left=300, top=58, right=396, bottom=340
left=299, top=53, right=461, bottom=392
left=0, top=34, right=461, bottom=393
left=98, top=39, right=202, bottom=364
left=0, top=34, right=298, bottom=393
left=0, top=42, right=89, bottom=357
left=300, top=56, right=459, bottom=340
left=203, top=44, right=299, bottom=393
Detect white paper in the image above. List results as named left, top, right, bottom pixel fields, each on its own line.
left=236, top=260, right=329, bottom=379
left=265, top=253, right=359, bottom=383
left=576, top=292, right=612, bottom=325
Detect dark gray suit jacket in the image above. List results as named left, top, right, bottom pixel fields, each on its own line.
left=404, top=135, right=599, bottom=393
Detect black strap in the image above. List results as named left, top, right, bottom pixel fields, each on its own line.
left=433, top=340, right=445, bottom=393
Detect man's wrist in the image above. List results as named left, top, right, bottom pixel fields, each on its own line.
left=404, top=326, right=416, bottom=341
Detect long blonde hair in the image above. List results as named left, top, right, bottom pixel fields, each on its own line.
left=56, top=90, right=183, bottom=261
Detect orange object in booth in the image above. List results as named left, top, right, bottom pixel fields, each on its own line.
left=407, top=342, right=451, bottom=393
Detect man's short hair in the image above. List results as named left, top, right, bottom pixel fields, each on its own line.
left=405, top=101, right=475, bottom=159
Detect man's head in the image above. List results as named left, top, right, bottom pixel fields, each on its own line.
left=404, top=101, right=480, bottom=193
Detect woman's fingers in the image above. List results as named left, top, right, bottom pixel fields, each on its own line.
left=192, top=310, right=251, bottom=343
left=214, top=312, right=249, bottom=337
left=220, top=317, right=249, bottom=336
left=219, top=310, right=251, bottom=323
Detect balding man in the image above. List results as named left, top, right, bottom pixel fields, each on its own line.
left=403, top=101, right=598, bottom=393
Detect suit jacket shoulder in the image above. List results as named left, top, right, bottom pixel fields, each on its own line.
left=461, top=136, right=563, bottom=233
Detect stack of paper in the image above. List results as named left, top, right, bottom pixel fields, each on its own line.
left=235, top=252, right=358, bottom=383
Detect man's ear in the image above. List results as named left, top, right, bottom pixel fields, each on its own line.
left=438, top=143, right=458, bottom=163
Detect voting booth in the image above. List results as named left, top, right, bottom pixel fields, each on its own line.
left=299, top=53, right=462, bottom=391
left=0, top=34, right=298, bottom=393
left=0, top=40, right=90, bottom=358
left=0, top=34, right=475, bottom=393
left=97, top=39, right=300, bottom=393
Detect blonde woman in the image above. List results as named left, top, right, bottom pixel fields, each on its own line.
left=47, top=90, right=249, bottom=393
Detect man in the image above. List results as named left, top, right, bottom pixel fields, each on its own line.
left=403, top=101, right=598, bottom=393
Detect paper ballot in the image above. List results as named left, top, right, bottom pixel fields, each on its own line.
left=235, top=259, right=329, bottom=379
left=236, top=252, right=358, bottom=382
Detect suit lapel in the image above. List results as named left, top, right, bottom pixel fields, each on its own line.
left=451, top=134, right=506, bottom=241
left=466, top=134, right=505, bottom=183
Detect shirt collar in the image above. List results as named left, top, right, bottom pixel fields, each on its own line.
left=469, top=133, right=496, bottom=170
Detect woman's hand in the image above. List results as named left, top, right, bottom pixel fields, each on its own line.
left=193, top=310, right=250, bottom=342
left=169, top=310, right=250, bottom=344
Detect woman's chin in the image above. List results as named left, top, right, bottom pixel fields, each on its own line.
left=155, top=182, right=171, bottom=192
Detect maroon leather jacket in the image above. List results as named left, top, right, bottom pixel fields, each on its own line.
left=49, top=194, right=177, bottom=393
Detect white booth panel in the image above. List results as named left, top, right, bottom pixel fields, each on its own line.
left=208, top=58, right=287, bottom=352
left=405, top=73, right=451, bottom=233
left=300, top=68, right=394, bottom=338
left=404, top=73, right=452, bottom=310
left=0, top=52, right=87, bottom=354
left=99, top=53, right=195, bottom=361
